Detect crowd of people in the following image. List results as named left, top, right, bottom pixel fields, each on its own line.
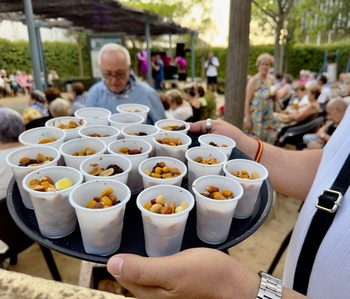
left=0, top=69, right=59, bottom=97
left=243, top=52, right=349, bottom=148
left=3, top=42, right=350, bottom=299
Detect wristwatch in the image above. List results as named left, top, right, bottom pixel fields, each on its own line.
left=256, top=271, right=282, bottom=299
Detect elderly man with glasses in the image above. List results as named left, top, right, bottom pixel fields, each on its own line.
left=86, top=43, right=166, bottom=125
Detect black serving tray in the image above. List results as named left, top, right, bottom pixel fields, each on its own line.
left=7, top=143, right=273, bottom=264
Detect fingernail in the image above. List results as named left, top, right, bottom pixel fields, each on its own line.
left=108, top=256, right=124, bottom=276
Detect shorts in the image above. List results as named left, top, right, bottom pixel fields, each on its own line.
left=207, top=76, right=218, bottom=85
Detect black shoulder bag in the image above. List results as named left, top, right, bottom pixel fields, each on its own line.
left=293, top=153, right=350, bottom=295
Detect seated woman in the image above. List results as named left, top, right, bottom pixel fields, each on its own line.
left=0, top=108, right=24, bottom=199
left=167, top=89, right=193, bottom=121
left=276, top=73, right=294, bottom=110
left=284, top=83, right=321, bottom=123
left=69, top=82, right=87, bottom=112
left=22, top=89, right=48, bottom=125
left=49, top=98, right=73, bottom=117
left=183, top=85, right=202, bottom=122
left=337, top=72, right=350, bottom=98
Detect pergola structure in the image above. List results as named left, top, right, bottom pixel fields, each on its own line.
left=0, top=0, right=197, bottom=90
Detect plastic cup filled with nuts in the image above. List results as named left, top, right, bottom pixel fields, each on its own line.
left=22, top=166, right=83, bottom=238
left=6, top=146, right=61, bottom=209
left=138, top=156, right=187, bottom=189
left=45, top=116, right=87, bottom=141
left=136, top=184, right=195, bottom=257
left=185, top=146, right=228, bottom=193
left=80, top=154, right=132, bottom=184
left=192, top=175, right=244, bottom=244
left=108, top=113, right=144, bottom=132
left=59, top=138, right=107, bottom=170
left=153, top=131, right=192, bottom=163
left=116, top=103, right=150, bottom=124
left=69, top=180, right=131, bottom=255
left=78, top=125, right=120, bottom=146
left=121, top=124, right=160, bottom=157
left=19, top=127, right=66, bottom=150
left=107, top=139, right=152, bottom=194
left=198, top=133, right=236, bottom=159
left=74, top=107, right=112, bottom=126
left=223, top=159, right=268, bottom=219
left=154, top=119, right=190, bottom=135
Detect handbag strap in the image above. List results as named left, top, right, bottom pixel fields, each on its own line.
left=293, top=152, right=350, bottom=295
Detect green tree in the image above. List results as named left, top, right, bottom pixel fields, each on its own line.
left=294, top=0, right=350, bottom=43
left=251, top=0, right=295, bottom=74
left=65, top=31, right=87, bottom=77
left=225, top=0, right=253, bottom=128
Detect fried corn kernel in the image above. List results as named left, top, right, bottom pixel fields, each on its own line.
left=29, top=175, right=72, bottom=192
left=38, top=138, right=57, bottom=144
left=86, top=188, right=120, bottom=209
left=72, top=148, right=96, bottom=156
left=200, top=185, right=235, bottom=201
left=193, top=156, right=219, bottom=165
left=18, top=153, right=54, bottom=167
left=144, top=195, right=188, bottom=214
left=231, top=170, right=260, bottom=180
left=144, top=162, right=181, bottom=179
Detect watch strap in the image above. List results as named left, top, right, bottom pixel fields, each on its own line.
left=257, top=271, right=282, bottom=299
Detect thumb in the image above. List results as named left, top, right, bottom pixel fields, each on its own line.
left=107, top=254, right=172, bottom=287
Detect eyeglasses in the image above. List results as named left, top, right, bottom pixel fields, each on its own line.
left=102, top=70, right=129, bottom=80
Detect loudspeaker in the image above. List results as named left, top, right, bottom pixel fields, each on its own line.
left=176, top=43, right=185, bottom=58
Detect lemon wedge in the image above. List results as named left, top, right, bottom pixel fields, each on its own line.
left=55, top=177, right=73, bottom=190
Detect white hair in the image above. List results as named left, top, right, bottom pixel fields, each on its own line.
left=98, top=43, right=131, bottom=66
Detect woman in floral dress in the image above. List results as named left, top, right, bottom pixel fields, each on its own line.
left=244, top=53, right=277, bottom=144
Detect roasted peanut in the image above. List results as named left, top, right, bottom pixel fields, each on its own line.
left=143, top=195, right=188, bottom=215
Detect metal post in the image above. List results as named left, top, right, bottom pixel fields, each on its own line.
left=190, top=32, right=196, bottom=82
left=35, top=26, right=49, bottom=90
left=23, top=0, right=43, bottom=91
left=145, top=20, right=152, bottom=85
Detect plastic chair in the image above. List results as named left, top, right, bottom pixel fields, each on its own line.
left=275, top=116, right=325, bottom=148
left=0, top=197, right=62, bottom=281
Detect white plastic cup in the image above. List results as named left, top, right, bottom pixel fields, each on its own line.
left=59, top=138, right=106, bottom=170
left=185, top=146, right=228, bottom=193
left=74, top=107, right=112, bottom=126
left=69, top=180, right=131, bottom=255
left=22, top=166, right=83, bottom=238
left=198, top=133, right=236, bottom=159
left=223, top=159, right=268, bottom=219
left=116, top=103, right=150, bottom=124
left=154, top=119, right=190, bottom=135
left=5, top=146, right=61, bottom=209
left=138, top=156, right=187, bottom=189
left=108, top=113, right=144, bottom=132
left=78, top=125, right=120, bottom=147
left=107, top=139, right=152, bottom=194
left=192, top=175, right=244, bottom=244
left=153, top=131, right=192, bottom=163
left=19, top=127, right=66, bottom=150
left=79, top=154, right=132, bottom=184
left=121, top=124, right=160, bottom=157
left=45, top=116, right=87, bottom=141
left=136, top=184, right=195, bottom=257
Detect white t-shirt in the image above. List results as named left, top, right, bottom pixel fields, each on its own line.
left=298, top=94, right=309, bottom=106
left=169, top=101, right=193, bottom=121
left=204, top=57, right=219, bottom=77
left=318, top=84, right=332, bottom=104
left=283, top=106, right=350, bottom=298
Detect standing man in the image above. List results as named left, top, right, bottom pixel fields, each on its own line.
left=86, top=43, right=166, bottom=125
left=204, top=51, right=219, bottom=97
left=151, top=53, right=164, bottom=91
